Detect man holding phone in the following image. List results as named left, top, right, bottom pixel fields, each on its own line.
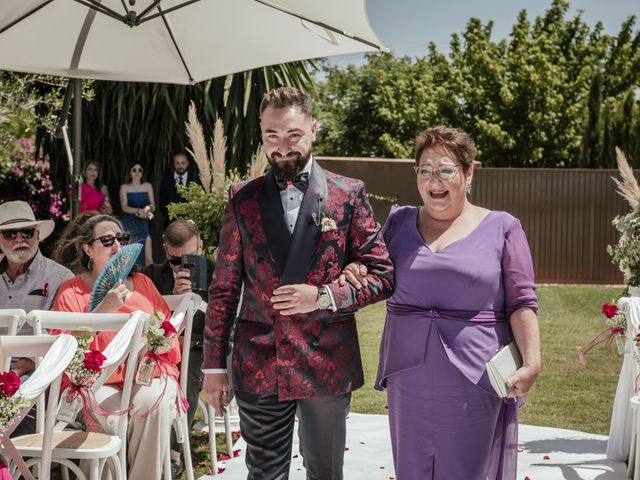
left=142, top=220, right=214, bottom=478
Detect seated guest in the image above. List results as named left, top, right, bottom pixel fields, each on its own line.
left=52, top=214, right=180, bottom=480
left=142, top=220, right=214, bottom=478
left=51, top=213, right=95, bottom=273
left=0, top=200, right=74, bottom=436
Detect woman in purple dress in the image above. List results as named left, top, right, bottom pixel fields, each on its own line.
left=348, top=126, right=540, bottom=479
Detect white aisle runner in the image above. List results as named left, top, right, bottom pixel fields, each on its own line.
left=199, top=413, right=628, bottom=480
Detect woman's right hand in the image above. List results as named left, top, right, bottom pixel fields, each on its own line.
left=337, top=262, right=368, bottom=289
left=93, top=281, right=131, bottom=313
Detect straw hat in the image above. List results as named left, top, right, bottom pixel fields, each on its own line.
left=0, top=201, right=55, bottom=241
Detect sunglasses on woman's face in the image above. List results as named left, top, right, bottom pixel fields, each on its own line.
left=1, top=228, right=36, bottom=241
left=131, top=167, right=143, bottom=173
left=90, top=233, right=131, bottom=247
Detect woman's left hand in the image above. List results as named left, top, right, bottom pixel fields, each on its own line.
left=505, top=365, right=539, bottom=397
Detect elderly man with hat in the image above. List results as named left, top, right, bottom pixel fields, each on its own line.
left=0, top=200, right=74, bottom=333
left=0, top=200, right=74, bottom=437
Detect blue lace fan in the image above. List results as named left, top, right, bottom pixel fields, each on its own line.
left=88, top=243, right=143, bottom=311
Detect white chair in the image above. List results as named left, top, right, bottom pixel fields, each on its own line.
left=0, top=309, right=26, bottom=370
left=197, top=394, right=241, bottom=475
left=162, top=293, right=198, bottom=480
left=622, top=297, right=640, bottom=479
left=12, top=310, right=147, bottom=480
left=0, top=334, right=78, bottom=480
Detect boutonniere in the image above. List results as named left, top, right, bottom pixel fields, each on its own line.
left=320, top=214, right=337, bottom=232
left=311, top=194, right=337, bottom=232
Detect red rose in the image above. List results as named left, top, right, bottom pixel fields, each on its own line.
left=0, top=371, right=21, bottom=397
left=161, top=320, right=177, bottom=337
left=602, top=303, right=618, bottom=319
left=83, top=350, right=106, bottom=373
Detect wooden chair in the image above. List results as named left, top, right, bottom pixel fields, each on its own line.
left=12, top=310, right=147, bottom=480
left=0, top=334, right=78, bottom=480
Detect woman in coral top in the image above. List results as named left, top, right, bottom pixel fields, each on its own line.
left=52, top=214, right=180, bottom=480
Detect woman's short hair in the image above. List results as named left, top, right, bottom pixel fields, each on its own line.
left=415, top=126, right=477, bottom=173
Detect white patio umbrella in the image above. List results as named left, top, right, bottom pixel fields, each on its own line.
left=0, top=0, right=387, bottom=215
left=0, top=0, right=385, bottom=84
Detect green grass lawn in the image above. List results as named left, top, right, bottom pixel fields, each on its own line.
left=190, top=284, right=626, bottom=476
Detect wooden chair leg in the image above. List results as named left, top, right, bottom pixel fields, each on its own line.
left=207, top=403, right=218, bottom=477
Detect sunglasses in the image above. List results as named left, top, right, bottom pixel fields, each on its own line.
left=167, top=256, right=183, bottom=266
left=89, top=233, right=131, bottom=247
left=131, top=167, right=143, bottom=173
left=1, top=228, right=36, bottom=241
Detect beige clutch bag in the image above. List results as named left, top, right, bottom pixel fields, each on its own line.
left=485, top=341, right=523, bottom=397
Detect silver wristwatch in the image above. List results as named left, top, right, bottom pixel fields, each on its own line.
left=316, top=285, right=332, bottom=310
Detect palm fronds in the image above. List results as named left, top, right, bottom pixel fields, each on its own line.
left=612, top=147, right=640, bottom=212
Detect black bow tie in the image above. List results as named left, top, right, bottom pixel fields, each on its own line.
left=275, top=172, right=309, bottom=193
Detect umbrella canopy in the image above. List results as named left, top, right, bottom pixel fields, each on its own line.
left=0, top=0, right=386, bottom=85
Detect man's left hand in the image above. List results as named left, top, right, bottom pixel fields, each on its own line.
left=271, top=284, right=319, bottom=315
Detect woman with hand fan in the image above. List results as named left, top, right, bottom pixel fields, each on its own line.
left=50, top=214, right=181, bottom=480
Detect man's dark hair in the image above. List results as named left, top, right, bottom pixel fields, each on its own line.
left=260, top=87, right=312, bottom=118
left=163, top=220, right=200, bottom=247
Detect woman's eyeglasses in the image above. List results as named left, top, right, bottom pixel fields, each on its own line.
left=131, top=167, right=143, bottom=173
left=90, top=233, right=131, bottom=247
left=1, top=228, right=36, bottom=241
left=414, top=165, right=462, bottom=181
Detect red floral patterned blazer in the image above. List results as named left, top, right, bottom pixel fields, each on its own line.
left=203, top=162, right=394, bottom=400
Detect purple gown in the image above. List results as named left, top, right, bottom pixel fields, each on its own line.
left=375, top=205, right=538, bottom=480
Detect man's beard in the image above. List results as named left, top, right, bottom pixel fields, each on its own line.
left=4, top=243, right=37, bottom=265
left=268, top=151, right=311, bottom=181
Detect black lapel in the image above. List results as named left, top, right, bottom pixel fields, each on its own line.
left=280, top=162, right=327, bottom=285
left=161, top=263, right=175, bottom=296
left=259, top=171, right=291, bottom=276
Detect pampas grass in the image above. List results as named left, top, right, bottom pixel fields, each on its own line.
left=247, top=145, right=268, bottom=180
left=185, top=102, right=211, bottom=193
left=211, top=117, right=227, bottom=198
left=612, top=147, right=640, bottom=212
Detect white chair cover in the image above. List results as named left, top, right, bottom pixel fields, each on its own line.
left=607, top=296, right=640, bottom=461
left=0, top=334, right=78, bottom=480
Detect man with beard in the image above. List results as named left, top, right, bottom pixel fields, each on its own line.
left=203, top=87, right=394, bottom=480
left=158, top=152, right=202, bottom=228
left=0, top=200, right=73, bottom=435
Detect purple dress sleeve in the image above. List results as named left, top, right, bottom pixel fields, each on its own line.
left=501, top=219, right=538, bottom=317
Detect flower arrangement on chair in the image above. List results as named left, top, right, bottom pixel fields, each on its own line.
left=607, top=148, right=640, bottom=288
left=579, top=302, right=628, bottom=364
left=0, top=371, right=29, bottom=430
left=57, top=333, right=112, bottom=430
left=136, top=312, right=188, bottom=417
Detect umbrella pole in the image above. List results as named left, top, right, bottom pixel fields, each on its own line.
left=72, top=79, right=83, bottom=218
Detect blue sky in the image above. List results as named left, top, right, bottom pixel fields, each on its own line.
left=328, top=0, right=640, bottom=66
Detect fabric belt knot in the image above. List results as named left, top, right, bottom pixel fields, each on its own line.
left=275, top=172, right=309, bottom=192
left=386, top=302, right=506, bottom=324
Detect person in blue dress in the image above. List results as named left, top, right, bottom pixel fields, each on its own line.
left=119, top=163, right=155, bottom=266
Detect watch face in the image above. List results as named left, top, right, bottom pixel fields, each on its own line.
left=318, top=289, right=332, bottom=309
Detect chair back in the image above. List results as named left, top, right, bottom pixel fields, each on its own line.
left=0, top=309, right=26, bottom=370
left=25, top=309, right=148, bottom=461
left=0, top=334, right=78, bottom=480
left=162, top=294, right=198, bottom=391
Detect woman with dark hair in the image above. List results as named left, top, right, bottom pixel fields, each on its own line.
left=81, top=161, right=112, bottom=214
left=52, top=214, right=180, bottom=479
left=119, top=163, right=155, bottom=266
